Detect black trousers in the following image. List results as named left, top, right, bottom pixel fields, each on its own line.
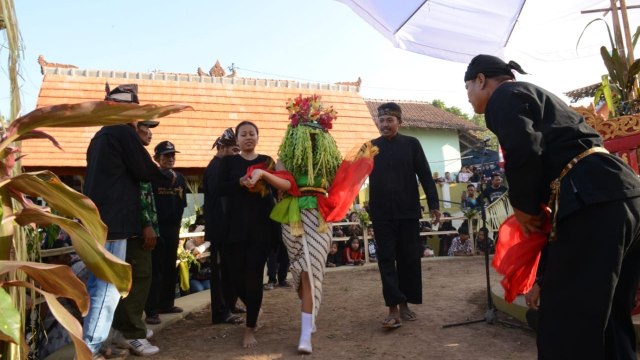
left=266, top=240, right=289, bottom=284
left=209, top=244, right=238, bottom=323
left=145, top=226, right=180, bottom=317
left=537, top=197, right=640, bottom=360
left=373, top=219, right=423, bottom=306
left=225, top=242, right=269, bottom=328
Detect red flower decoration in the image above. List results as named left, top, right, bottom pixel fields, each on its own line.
left=286, top=94, right=337, bottom=131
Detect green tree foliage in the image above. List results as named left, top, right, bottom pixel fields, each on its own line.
left=431, top=100, right=497, bottom=150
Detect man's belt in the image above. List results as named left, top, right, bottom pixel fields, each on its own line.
left=548, top=146, right=609, bottom=240
left=299, top=186, right=327, bottom=196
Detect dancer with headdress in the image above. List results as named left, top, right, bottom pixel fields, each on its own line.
left=245, top=94, right=376, bottom=353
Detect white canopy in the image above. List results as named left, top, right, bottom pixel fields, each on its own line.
left=336, top=0, right=639, bottom=64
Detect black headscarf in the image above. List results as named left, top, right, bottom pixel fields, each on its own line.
left=464, top=54, right=528, bottom=82
left=212, top=128, right=237, bottom=149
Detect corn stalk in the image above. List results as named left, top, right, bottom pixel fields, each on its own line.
left=0, top=0, right=25, bottom=357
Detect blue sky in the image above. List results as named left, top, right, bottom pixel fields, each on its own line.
left=2, top=0, right=637, bottom=119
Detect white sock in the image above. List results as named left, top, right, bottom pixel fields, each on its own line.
left=300, top=312, right=312, bottom=341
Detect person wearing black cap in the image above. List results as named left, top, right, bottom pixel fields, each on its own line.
left=203, top=128, right=243, bottom=325
left=368, top=102, right=441, bottom=329
left=83, top=84, right=173, bottom=358
left=145, top=140, right=187, bottom=324
left=464, top=54, right=640, bottom=359
left=110, top=119, right=162, bottom=356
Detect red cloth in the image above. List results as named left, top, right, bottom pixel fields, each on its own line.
left=318, top=156, right=374, bottom=222
left=492, top=214, right=550, bottom=303
left=245, top=154, right=374, bottom=222
left=245, top=163, right=300, bottom=196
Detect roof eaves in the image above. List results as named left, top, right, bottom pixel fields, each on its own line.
left=42, top=67, right=361, bottom=93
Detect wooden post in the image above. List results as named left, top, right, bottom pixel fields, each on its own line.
left=619, top=0, right=638, bottom=100
left=610, top=0, right=627, bottom=61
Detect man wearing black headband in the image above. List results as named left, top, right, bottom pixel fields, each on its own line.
left=465, top=54, right=640, bottom=359
left=203, top=129, right=243, bottom=325
left=368, top=102, right=441, bottom=329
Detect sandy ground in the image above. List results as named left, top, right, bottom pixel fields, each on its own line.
left=141, top=256, right=542, bottom=360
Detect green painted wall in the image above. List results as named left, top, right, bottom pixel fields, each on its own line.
left=399, top=128, right=462, bottom=177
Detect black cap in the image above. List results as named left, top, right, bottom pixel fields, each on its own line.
left=104, top=83, right=139, bottom=104
left=154, top=140, right=180, bottom=156
left=138, top=120, right=159, bottom=128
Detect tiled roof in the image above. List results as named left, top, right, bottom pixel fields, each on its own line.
left=564, top=82, right=600, bottom=103
left=364, top=99, right=482, bottom=131
left=22, top=65, right=380, bottom=175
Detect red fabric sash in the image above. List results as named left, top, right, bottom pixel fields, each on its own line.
left=246, top=155, right=374, bottom=222
left=317, top=156, right=374, bottom=222
left=492, top=211, right=550, bottom=303
left=245, top=163, right=300, bottom=196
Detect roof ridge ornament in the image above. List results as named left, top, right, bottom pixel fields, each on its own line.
left=38, top=55, right=78, bottom=75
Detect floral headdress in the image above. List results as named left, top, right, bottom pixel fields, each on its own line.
left=279, top=94, right=342, bottom=187
left=286, top=94, right=337, bottom=131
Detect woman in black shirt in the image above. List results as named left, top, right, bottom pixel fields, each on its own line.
left=215, top=121, right=280, bottom=348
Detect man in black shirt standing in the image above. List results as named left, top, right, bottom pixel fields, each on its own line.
left=83, top=84, right=173, bottom=358
left=464, top=54, right=640, bottom=359
left=145, top=141, right=187, bottom=324
left=481, top=172, right=508, bottom=204
left=368, top=102, right=441, bottom=329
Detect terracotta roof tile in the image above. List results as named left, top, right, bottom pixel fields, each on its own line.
left=22, top=67, right=380, bottom=175
left=364, top=99, right=482, bottom=131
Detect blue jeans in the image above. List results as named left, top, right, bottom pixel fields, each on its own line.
left=189, top=278, right=211, bottom=293
left=82, top=239, right=127, bottom=354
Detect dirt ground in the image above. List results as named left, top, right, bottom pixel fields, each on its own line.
left=142, top=256, right=541, bottom=360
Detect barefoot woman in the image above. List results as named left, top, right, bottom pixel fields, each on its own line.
left=250, top=95, right=375, bottom=353
left=215, top=121, right=280, bottom=348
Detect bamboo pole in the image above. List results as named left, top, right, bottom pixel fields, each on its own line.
left=610, top=0, right=627, bottom=61
left=619, top=0, right=638, bottom=100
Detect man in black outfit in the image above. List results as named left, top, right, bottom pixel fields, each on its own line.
left=203, top=128, right=243, bottom=325
left=482, top=172, right=508, bottom=204
left=83, top=84, right=173, bottom=357
left=464, top=54, right=640, bottom=359
left=368, top=102, right=441, bottom=329
left=145, top=141, right=187, bottom=324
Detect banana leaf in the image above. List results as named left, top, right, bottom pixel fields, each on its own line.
left=2, top=280, right=92, bottom=360
left=0, top=101, right=193, bottom=154
left=0, top=286, right=20, bottom=344
left=12, top=207, right=131, bottom=296
left=0, top=261, right=88, bottom=314
left=8, top=171, right=107, bottom=246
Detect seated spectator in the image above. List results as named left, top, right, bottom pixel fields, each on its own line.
left=333, top=226, right=345, bottom=238
left=344, top=211, right=363, bottom=237
left=37, top=239, right=89, bottom=358
left=469, top=166, right=482, bottom=183
left=422, top=246, right=435, bottom=257
left=366, top=226, right=377, bottom=263
left=457, top=166, right=472, bottom=182
left=476, top=227, right=495, bottom=256
left=461, top=184, right=478, bottom=209
left=448, top=227, right=473, bottom=256
left=444, top=171, right=454, bottom=183
left=343, top=236, right=364, bottom=265
left=184, top=225, right=211, bottom=293
left=438, top=212, right=457, bottom=256
left=326, top=242, right=342, bottom=268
